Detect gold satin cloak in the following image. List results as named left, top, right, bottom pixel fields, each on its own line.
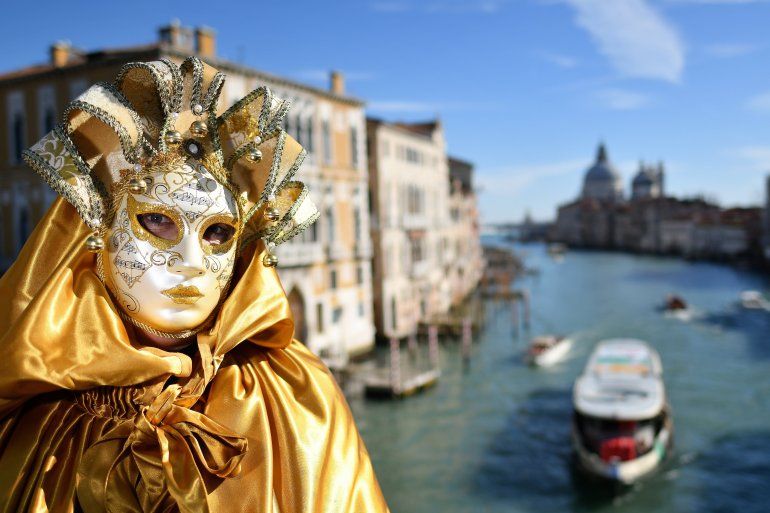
left=0, top=198, right=389, bottom=513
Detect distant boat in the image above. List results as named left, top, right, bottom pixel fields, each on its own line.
left=547, top=243, right=567, bottom=256
left=572, top=339, right=673, bottom=485
left=740, top=290, right=770, bottom=310
left=526, top=335, right=572, bottom=367
left=664, top=294, right=687, bottom=311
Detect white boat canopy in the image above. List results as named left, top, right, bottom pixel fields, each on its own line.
left=573, top=339, right=665, bottom=421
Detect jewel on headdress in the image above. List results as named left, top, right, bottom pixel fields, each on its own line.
left=183, top=139, right=204, bottom=159
left=128, top=177, right=148, bottom=195
left=262, top=252, right=279, bottom=267
left=85, top=233, right=105, bottom=252
left=192, top=104, right=204, bottom=115
left=247, top=148, right=263, bottom=162
left=133, top=163, right=142, bottom=173
left=164, top=130, right=183, bottom=146
left=265, top=206, right=280, bottom=222
left=190, top=120, right=209, bottom=138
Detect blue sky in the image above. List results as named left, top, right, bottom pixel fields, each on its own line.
left=2, top=0, right=770, bottom=222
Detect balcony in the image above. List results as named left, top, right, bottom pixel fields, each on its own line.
left=274, top=241, right=325, bottom=267
left=401, top=212, right=429, bottom=230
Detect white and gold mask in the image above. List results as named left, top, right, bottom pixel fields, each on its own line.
left=23, top=57, right=319, bottom=339
left=105, top=159, right=239, bottom=334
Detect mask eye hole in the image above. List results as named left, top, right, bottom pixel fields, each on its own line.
left=203, top=223, right=236, bottom=246
left=137, top=212, right=180, bottom=241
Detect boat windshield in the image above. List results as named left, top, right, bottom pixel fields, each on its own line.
left=574, top=412, right=663, bottom=461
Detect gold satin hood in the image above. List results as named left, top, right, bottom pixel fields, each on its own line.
left=0, top=58, right=388, bottom=513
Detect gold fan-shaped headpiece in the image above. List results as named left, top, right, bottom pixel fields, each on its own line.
left=23, top=56, right=318, bottom=263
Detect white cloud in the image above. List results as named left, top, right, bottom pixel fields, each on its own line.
left=294, top=70, right=375, bottom=83
left=668, top=0, right=767, bottom=4
left=704, top=43, right=757, bottom=58
left=597, top=88, right=650, bottom=110
left=542, top=52, right=580, bottom=69
left=563, top=0, right=685, bottom=83
left=730, top=146, right=770, bottom=171
left=745, top=91, right=770, bottom=111
left=477, top=159, right=585, bottom=196
left=367, top=100, right=492, bottom=113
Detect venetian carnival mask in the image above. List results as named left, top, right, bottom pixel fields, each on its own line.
left=106, top=159, right=240, bottom=333
left=23, top=57, right=319, bottom=338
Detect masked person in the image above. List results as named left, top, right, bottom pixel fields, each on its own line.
left=0, top=57, right=389, bottom=513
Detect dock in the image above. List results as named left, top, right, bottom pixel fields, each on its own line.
left=364, top=367, right=441, bottom=398
left=364, top=330, right=442, bottom=399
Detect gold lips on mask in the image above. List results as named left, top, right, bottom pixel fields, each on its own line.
left=161, top=284, right=204, bottom=305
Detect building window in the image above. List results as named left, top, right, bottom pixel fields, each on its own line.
left=44, top=108, right=56, bottom=134
left=306, top=118, right=314, bottom=153
left=358, top=301, right=365, bottom=317
left=350, top=127, right=359, bottom=168
left=356, top=265, right=364, bottom=285
left=17, top=206, right=29, bottom=250
left=332, top=306, right=343, bottom=324
left=390, top=296, right=397, bottom=331
left=12, top=114, right=25, bottom=164
left=330, top=269, right=337, bottom=289
left=326, top=206, right=335, bottom=243
left=322, top=120, right=331, bottom=164
left=316, top=303, right=324, bottom=333
left=353, top=208, right=361, bottom=242
left=410, top=238, right=424, bottom=263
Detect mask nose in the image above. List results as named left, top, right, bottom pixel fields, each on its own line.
left=169, top=234, right=206, bottom=278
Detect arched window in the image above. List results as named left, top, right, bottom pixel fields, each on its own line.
left=325, top=206, right=335, bottom=243
left=44, top=108, right=56, bottom=134
left=17, top=207, right=29, bottom=250
left=13, top=114, right=24, bottom=163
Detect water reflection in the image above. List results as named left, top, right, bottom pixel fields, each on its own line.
left=695, top=431, right=770, bottom=513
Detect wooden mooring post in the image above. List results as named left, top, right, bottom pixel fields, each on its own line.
left=461, top=317, right=472, bottom=369
left=511, top=298, right=520, bottom=338
left=428, top=325, right=439, bottom=369
left=389, top=336, right=401, bottom=395
left=522, top=290, right=531, bottom=329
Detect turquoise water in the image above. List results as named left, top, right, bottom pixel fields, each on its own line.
left=348, top=240, right=770, bottom=513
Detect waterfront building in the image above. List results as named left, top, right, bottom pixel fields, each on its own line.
left=447, top=157, right=484, bottom=306
left=552, top=143, right=760, bottom=261
left=0, top=22, right=375, bottom=358
left=366, top=118, right=452, bottom=339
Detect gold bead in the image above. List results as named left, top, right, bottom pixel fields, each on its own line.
left=262, top=253, right=279, bottom=267
left=265, top=206, right=280, bottom=222
left=190, top=120, right=208, bottom=138
left=128, top=177, right=147, bottom=194
left=247, top=148, right=263, bottom=162
left=85, top=234, right=105, bottom=252
left=164, top=130, right=183, bottom=146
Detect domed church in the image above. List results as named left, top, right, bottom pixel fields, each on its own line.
left=581, top=143, right=624, bottom=202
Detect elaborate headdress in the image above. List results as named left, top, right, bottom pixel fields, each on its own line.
left=23, top=56, right=318, bottom=266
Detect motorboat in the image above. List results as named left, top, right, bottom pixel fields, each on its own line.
left=664, top=294, right=687, bottom=311
left=547, top=243, right=567, bottom=256
left=740, top=290, right=770, bottom=310
left=526, top=335, right=572, bottom=367
left=572, top=339, right=672, bottom=485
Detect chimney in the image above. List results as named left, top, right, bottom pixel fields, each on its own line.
left=330, top=71, right=345, bottom=96
left=50, top=41, right=71, bottom=68
left=158, top=20, right=194, bottom=53
left=195, top=26, right=216, bottom=58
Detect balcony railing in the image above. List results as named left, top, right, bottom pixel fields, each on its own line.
left=275, top=241, right=325, bottom=267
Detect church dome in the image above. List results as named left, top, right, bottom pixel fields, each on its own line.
left=581, top=143, right=623, bottom=201
left=632, top=168, right=654, bottom=186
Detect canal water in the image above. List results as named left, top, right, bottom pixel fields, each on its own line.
left=348, top=240, right=770, bottom=513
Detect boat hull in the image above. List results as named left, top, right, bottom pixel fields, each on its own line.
left=529, top=338, right=572, bottom=367
left=571, top=425, right=671, bottom=485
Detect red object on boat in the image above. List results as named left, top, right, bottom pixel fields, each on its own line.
left=600, top=437, right=637, bottom=462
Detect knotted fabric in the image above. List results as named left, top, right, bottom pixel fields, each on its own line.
left=77, top=384, right=247, bottom=513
